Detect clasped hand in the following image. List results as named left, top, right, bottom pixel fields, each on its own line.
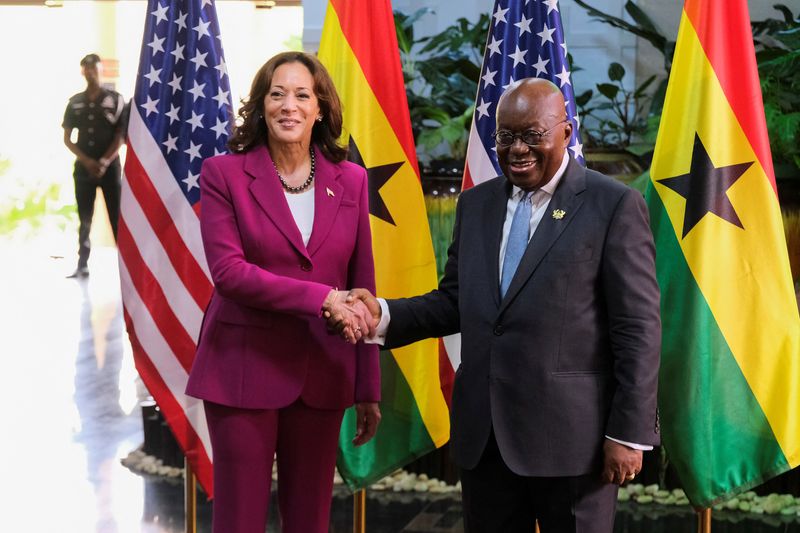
left=81, top=157, right=109, bottom=180
left=322, top=289, right=375, bottom=344
left=322, top=288, right=381, bottom=344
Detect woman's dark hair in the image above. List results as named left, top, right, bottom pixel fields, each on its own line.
left=227, top=51, right=347, bottom=162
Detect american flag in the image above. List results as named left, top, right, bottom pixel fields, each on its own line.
left=462, top=0, right=583, bottom=190
left=442, top=0, right=582, bottom=372
left=119, top=0, right=232, bottom=494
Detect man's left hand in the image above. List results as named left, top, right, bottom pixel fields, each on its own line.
left=601, top=440, right=642, bottom=485
left=352, top=402, right=381, bottom=446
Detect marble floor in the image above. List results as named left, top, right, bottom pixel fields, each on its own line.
left=1, top=232, right=797, bottom=532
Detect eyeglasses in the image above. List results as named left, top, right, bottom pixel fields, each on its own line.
left=493, top=119, right=569, bottom=147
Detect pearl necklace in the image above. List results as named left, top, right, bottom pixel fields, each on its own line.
left=274, top=149, right=315, bottom=194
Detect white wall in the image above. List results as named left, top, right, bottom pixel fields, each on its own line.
left=302, top=0, right=645, bottom=103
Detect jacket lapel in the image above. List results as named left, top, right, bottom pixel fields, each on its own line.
left=499, top=158, right=587, bottom=313
left=246, top=145, right=310, bottom=260
left=484, top=178, right=512, bottom=308
left=306, top=146, right=343, bottom=256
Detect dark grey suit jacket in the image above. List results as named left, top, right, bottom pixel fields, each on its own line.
left=385, top=158, right=661, bottom=477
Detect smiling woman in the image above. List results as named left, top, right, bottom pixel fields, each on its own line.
left=184, top=50, right=382, bottom=533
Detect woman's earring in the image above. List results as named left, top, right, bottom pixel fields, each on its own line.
left=316, top=115, right=323, bottom=122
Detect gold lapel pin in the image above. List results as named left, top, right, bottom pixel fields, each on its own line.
left=326, top=187, right=335, bottom=197
left=552, top=209, right=566, bottom=220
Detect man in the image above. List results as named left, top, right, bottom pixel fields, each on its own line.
left=63, top=53, right=125, bottom=278
left=343, top=78, right=660, bottom=532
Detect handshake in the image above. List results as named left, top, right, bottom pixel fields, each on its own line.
left=322, top=288, right=381, bottom=344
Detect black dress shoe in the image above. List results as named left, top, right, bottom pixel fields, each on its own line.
left=67, top=266, right=89, bottom=279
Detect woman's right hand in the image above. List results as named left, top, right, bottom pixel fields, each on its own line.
left=322, top=290, right=374, bottom=343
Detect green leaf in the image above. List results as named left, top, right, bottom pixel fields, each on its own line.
left=575, top=89, right=594, bottom=107
left=418, top=106, right=450, bottom=124
left=572, top=0, right=669, bottom=56
left=626, top=142, right=655, bottom=157
left=772, top=4, right=794, bottom=23
left=440, top=123, right=464, bottom=143
left=628, top=168, right=651, bottom=195
left=624, top=1, right=660, bottom=35
left=634, top=75, right=657, bottom=98
left=597, top=83, right=620, bottom=100
left=417, top=129, right=443, bottom=151
left=608, top=62, right=625, bottom=81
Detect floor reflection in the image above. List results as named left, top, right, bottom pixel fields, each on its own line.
left=1, top=241, right=146, bottom=532
left=73, top=279, right=140, bottom=533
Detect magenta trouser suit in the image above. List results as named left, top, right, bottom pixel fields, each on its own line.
left=186, top=144, right=380, bottom=533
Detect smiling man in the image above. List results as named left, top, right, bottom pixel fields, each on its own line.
left=342, top=78, right=662, bottom=533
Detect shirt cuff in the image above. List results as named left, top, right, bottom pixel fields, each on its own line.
left=363, top=298, right=390, bottom=346
left=605, top=436, right=653, bottom=451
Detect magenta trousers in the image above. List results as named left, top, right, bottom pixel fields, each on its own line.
left=204, top=400, right=345, bottom=533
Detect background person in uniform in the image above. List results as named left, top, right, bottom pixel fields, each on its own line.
left=341, top=78, right=661, bottom=533
left=62, top=53, right=125, bottom=278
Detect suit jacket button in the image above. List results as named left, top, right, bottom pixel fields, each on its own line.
left=493, top=324, right=504, bottom=336
left=300, top=261, right=312, bottom=271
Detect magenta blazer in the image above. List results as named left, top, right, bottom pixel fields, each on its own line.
left=185, top=144, right=380, bottom=410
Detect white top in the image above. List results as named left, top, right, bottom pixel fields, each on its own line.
left=284, top=187, right=315, bottom=246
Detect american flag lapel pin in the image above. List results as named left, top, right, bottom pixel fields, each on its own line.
left=326, top=187, right=335, bottom=197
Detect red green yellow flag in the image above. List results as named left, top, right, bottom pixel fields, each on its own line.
left=646, top=0, right=800, bottom=507
left=318, top=0, right=451, bottom=490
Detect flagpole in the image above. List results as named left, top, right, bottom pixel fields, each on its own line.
left=185, top=457, right=197, bottom=533
left=696, top=508, right=711, bottom=533
left=353, top=489, right=366, bottom=533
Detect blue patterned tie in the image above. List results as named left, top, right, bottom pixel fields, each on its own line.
left=500, top=191, right=533, bottom=298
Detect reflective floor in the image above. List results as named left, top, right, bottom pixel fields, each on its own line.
left=1, top=232, right=797, bottom=532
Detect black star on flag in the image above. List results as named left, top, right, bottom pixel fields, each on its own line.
left=348, top=137, right=403, bottom=226
left=657, top=133, right=753, bottom=238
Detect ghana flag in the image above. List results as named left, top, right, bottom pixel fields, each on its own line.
left=646, top=0, right=800, bottom=507
left=318, top=0, right=451, bottom=490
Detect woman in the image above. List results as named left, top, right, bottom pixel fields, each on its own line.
left=186, top=51, right=381, bottom=533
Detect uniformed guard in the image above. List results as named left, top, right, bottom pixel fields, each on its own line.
left=62, top=53, right=125, bottom=278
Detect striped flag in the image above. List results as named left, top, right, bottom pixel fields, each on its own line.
left=445, top=0, right=583, bottom=374
left=463, top=0, right=583, bottom=191
left=318, top=0, right=451, bottom=490
left=119, top=0, right=232, bottom=495
left=647, top=0, right=800, bottom=506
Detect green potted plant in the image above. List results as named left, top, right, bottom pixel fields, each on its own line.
left=573, top=0, right=674, bottom=114
left=570, top=0, right=673, bottom=185
left=573, top=60, right=658, bottom=183
left=753, top=5, right=800, bottom=185
left=784, top=210, right=800, bottom=295
left=394, top=9, right=489, bottom=176
left=573, top=1, right=800, bottom=194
